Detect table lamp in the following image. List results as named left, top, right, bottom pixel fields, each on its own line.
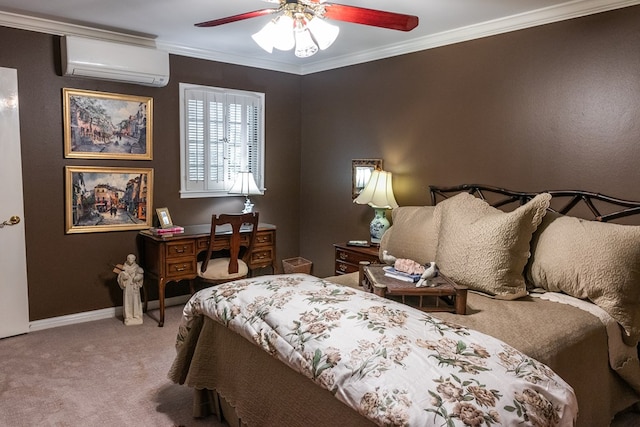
left=228, top=172, right=262, bottom=213
left=353, top=168, right=398, bottom=244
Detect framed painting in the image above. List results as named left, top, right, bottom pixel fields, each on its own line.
left=352, top=159, right=382, bottom=199
left=65, top=166, right=153, bottom=234
left=63, top=88, right=153, bottom=160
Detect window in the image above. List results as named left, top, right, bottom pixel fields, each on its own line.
left=179, top=83, right=265, bottom=198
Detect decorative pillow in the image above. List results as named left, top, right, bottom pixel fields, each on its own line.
left=379, top=206, right=437, bottom=265
left=434, top=192, right=551, bottom=300
left=527, top=215, right=640, bottom=345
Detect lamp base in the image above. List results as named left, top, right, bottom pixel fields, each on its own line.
left=242, top=197, right=254, bottom=214
left=369, top=208, right=390, bottom=245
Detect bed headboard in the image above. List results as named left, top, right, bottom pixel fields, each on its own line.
left=429, top=184, right=640, bottom=223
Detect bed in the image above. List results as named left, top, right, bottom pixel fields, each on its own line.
left=168, top=184, right=640, bottom=426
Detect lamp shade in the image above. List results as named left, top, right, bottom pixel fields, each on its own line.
left=353, top=169, right=398, bottom=209
left=228, top=172, right=261, bottom=196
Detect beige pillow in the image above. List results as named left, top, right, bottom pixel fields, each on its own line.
left=528, top=215, right=640, bottom=344
left=434, top=192, right=551, bottom=300
left=379, top=206, right=437, bottom=265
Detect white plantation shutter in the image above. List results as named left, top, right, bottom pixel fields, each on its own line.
left=180, top=83, right=265, bottom=198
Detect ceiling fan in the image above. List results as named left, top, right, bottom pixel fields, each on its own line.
left=195, top=0, right=419, bottom=58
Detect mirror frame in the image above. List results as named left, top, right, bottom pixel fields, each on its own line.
left=352, top=159, right=383, bottom=199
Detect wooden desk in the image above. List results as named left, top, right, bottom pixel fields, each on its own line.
left=139, top=223, right=276, bottom=326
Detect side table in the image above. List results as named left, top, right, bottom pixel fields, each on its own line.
left=361, top=263, right=467, bottom=314
left=333, top=243, right=380, bottom=275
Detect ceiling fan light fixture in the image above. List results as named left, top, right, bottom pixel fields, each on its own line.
left=272, top=14, right=295, bottom=51
left=251, top=21, right=276, bottom=53
left=306, top=16, right=339, bottom=50
left=197, top=2, right=419, bottom=58
left=294, top=27, right=318, bottom=58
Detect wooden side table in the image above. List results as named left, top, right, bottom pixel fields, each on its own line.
left=333, top=243, right=379, bottom=275
left=361, top=264, right=467, bottom=314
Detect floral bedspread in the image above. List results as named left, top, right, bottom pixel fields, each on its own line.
left=176, top=274, right=578, bottom=426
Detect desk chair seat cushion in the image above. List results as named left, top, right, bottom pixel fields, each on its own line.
left=198, top=258, right=249, bottom=281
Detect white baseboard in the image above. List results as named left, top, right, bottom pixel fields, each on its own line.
left=28, top=295, right=191, bottom=332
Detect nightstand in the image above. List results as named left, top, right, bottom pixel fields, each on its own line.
left=333, top=242, right=380, bottom=275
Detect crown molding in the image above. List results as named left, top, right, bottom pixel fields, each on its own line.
left=156, top=41, right=304, bottom=75
left=0, top=10, right=156, bottom=47
left=1, top=0, right=639, bottom=76
left=300, top=0, right=640, bottom=74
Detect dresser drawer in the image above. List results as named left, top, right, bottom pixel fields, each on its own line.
left=335, top=247, right=378, bottom=265
left=333, top=243, right=379, bottom=275
left=251, top=247, right=274, bottom=267
left=166, top=240, right=196, bottom=259
left=166, top=258, right=197, bottom=278
left=254, top=230, right=274, bottom=247
left=335, top=260, right=358, bottom=274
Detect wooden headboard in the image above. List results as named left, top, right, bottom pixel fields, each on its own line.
left=429, top=184, right=640, bottom=223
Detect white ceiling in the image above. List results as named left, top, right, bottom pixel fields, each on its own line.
left=0, top=0, right=637, bottom=75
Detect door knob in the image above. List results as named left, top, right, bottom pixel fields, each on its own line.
left=1, top=215, right=20, bottom=228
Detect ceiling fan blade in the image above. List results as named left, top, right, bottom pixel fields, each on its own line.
left=195, top=9, right=277, bottom=28
left=322, top=4, right=418, bottom=32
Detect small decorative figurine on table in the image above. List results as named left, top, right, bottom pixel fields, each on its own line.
left=115, top=254, right=144, bottom=326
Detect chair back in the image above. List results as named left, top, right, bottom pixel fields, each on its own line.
left=200, top=212, right=259, bottom=275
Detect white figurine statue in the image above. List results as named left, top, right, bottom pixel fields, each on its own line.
left=116, top=254, right=144, bottom=325
left=416, top=262, right=438, bottom=288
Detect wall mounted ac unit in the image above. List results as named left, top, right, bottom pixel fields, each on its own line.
left=61, top=36, right=170, bottom=87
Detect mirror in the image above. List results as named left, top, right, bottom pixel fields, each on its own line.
left=352, top=159, right=382, bottom=199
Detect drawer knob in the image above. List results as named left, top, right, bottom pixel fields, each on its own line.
left=339, top=264, right=347, bottom=272
left=175, top=265, right=187, bottom=272
left=339, top=253, right=347, bottom=260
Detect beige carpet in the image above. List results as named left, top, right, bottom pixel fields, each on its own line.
left=0, top=306, right=225, bottom=427
left=2, top=303, right=639, bottom=426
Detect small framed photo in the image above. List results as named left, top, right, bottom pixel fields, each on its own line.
left=352, top=159, right=383, bottom=199
left=65, top=166, right=153, bottom=234
left=155, top=207, right=173, bottom=228
left=63, top=88, right=153, bottom=160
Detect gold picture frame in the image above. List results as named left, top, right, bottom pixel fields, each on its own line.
left=65, top=166, right=153, bottom=234
left=352, top=159, right=382, bottom=199
left=155, top=207, right=173, bottom=228
left=63, top=88, right=153, bottom=160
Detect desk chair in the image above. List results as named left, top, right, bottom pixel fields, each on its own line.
left=196, top=212, right=259, bottom=286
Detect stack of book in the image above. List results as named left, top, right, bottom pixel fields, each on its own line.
left=382, top=265, right=422, bottom=283
left=149, top=225, right=184, bottom=236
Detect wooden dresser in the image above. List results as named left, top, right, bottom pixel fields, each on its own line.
left=333, top=242, right=379, bottom=276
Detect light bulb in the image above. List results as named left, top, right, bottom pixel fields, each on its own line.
left=306, top=17, right=339, bottom=50
left=272, top=14, right=295, bottom=51
left=295, top=29, right=318, bottom=57
left=251, top=20, right=277, bottom=53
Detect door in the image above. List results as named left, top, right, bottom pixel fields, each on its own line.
left=0, top=67, right=29, bottom=338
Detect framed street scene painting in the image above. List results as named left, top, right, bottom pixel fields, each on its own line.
left=65, top=166, right=153, bottom=234
left=63, top=88, right=153, bottom=160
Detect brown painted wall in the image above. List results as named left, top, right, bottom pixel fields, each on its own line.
left=2, top=5, right=640, bottom=320
left=299, top=6, right=640, bottom=277
left=0, top=26, right=302, bottom=320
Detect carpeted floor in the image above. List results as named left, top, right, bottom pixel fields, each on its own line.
left=0, top=306, right=226, bottom=427
left=1, top=304, right=639, bottom=426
